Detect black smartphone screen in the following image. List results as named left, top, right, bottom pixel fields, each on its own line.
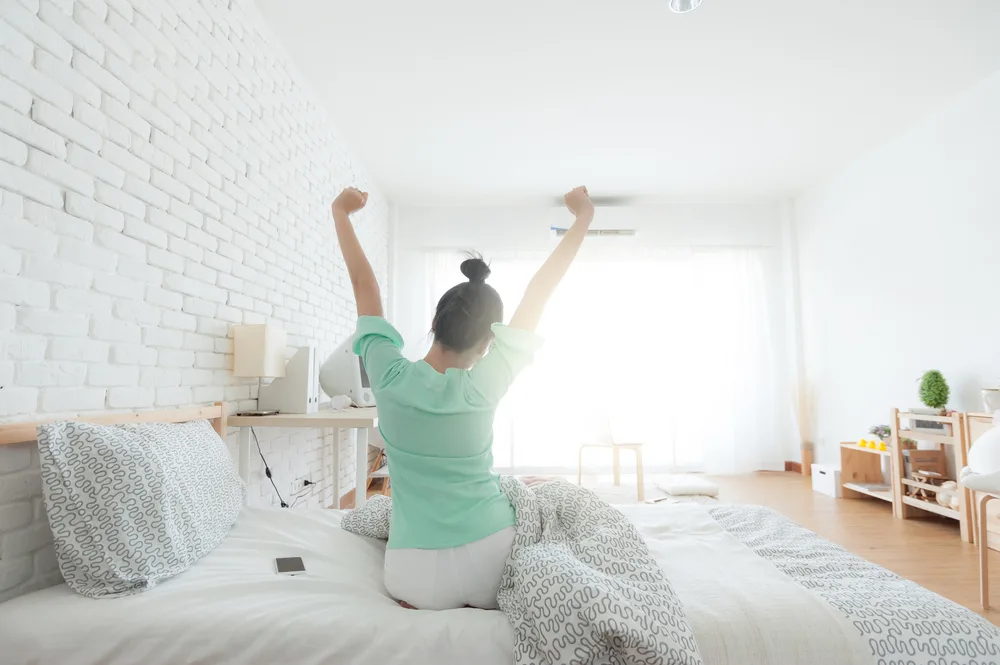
left=275, top=557, right=305, bottom=574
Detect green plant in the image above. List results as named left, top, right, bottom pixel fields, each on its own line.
left=869, top=425, right=891, bottom=439
left=919, top=370, right=950, bottom=410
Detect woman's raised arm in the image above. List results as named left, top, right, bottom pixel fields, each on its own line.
left=508, top=186, right=595, bottom=332
left=331, top=187, right=383, bottom=317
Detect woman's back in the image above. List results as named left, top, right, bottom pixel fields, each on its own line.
left=354, top=317, right=542, bottom=550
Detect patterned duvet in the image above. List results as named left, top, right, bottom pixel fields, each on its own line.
left=343, top=478, right=1000, bottom=665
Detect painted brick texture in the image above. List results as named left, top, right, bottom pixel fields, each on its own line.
left=0, top=0, right=389, bottom=603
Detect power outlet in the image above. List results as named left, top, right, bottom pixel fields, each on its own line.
left=297, top=479, right=316, bottom=492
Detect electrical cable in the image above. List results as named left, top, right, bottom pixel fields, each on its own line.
left=251, top=427, right=288, bottom=508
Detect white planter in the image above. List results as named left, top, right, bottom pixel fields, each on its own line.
left=911, top=407, right=948, bottom=433
left=983, top=389, right=1000, bottom=413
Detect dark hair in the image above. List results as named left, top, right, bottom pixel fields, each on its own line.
left=432, top=255, right=503, bottom=353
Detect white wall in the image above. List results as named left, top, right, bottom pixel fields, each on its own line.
left=0, top=0, right=388, bottom=602
left=795, top=70, right=1000, bottom=465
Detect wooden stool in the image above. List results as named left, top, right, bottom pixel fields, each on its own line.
left=578, top=442, right=645, bottom=503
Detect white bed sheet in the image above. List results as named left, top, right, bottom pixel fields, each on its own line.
left=0, top=503, right=877, bottom=665
left=0, top=507, right=512, bottom=665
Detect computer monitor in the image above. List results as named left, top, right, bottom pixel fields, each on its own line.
left=318, top=337, right=375, bottom=407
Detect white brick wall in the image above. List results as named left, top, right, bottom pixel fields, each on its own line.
left=0, top=0, right=389, bottom=603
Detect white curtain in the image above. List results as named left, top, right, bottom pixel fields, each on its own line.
left=422, top=248, right=787, bottom=474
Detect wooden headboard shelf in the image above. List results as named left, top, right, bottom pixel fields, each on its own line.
left=0, top=402, right=228, bottom=446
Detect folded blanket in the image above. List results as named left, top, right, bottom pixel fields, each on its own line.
left=342, top=477, right=703, bottom=665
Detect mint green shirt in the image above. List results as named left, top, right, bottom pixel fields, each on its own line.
left=352, top=316, right=542, bottom=550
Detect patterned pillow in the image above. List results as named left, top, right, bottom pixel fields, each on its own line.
left=37, top=419, right=246, bottom=599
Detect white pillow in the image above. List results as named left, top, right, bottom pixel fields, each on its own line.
left=656, top=474, right=720, bottom=497
left=37, top=419, right=246, bottom=598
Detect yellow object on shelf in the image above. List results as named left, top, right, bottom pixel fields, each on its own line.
left=868, top=441, right=878, bottom=449
left=859, top=439, right=868, bottom=447
left=878, top=441, right=887, bottom=451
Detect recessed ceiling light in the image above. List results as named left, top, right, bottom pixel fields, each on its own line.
left=669, top=0, right=703, bottom=13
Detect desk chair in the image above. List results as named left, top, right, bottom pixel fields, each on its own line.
left=577, top=419, right=645, bottom=502
left=366, top=428, right=391, bottom=496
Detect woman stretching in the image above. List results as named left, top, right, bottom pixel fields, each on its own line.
left=332, top=186, right=595, bottom=610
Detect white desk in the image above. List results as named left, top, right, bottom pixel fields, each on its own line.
left=228, top=408, right=378, bottom=509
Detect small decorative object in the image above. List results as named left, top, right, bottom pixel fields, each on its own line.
left=914, top=370, right=950, bottom=430
left=906, top=450, right=949, bottom=500
left=877, top=441, right=887, bottom=452
left=858, top=439, right=868, bottom=447
left=868, top=441, right=877, bottom=449
left=937, top=480, right=959, bottom=509
left=983, top=388, right=1000, bottom=413
left=911, top=470, right=945, bottom=500
left=869, top=425, right=892, bottom=441
left=920, top=370, right=950, bottom=410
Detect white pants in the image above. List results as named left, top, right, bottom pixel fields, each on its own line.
left=383, top=527, right=515, bottom=610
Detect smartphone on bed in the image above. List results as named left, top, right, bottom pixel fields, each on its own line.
left=274, top=557, right=306, bottom=576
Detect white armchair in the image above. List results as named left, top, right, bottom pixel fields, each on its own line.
left=959, top=412, right=1000, bottom=609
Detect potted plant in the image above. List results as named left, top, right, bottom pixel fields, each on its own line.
left=869, top=425, right=892, bottom=442
left=914, top=370, right=949, bottom=431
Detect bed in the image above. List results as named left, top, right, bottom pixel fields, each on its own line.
left=3, top=501, right=1000, bottom=665
left=1, top=406, right=999, bottom=665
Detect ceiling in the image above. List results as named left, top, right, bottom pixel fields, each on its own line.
left=256, top=0, right=1000, bottom=205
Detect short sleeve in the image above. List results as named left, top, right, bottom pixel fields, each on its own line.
left=466, top=323, right=544, bottom=405
left=352, top=316, right=407, bottom=389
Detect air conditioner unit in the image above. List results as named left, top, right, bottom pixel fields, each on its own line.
left=550, top=227, right=637, bottom=238
left=549, top=196, right=639, bottom=239
left=546, top=196, right=639, bottom=239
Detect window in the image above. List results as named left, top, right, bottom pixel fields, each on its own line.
left=420, top=248, right=788, bottom=474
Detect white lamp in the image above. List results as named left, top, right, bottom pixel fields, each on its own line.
left=233, top=325, right=287, bottom=378
left=231, top=325, right=321, bottom=415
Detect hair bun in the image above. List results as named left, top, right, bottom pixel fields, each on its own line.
left=460, top=257, right=491, bottom=283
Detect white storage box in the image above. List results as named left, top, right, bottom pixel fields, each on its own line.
left=811, top=464, right=841, bottom=498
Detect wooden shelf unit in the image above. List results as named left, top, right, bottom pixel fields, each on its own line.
left=840, top=442, right=893, bottom=506
left=902, top=494, right=961, bottom=520
left=890, top=408, right=972, bottom=542
left=840, top=442, right=891, bottom=457
left=842, top=481, right=893, bottom=503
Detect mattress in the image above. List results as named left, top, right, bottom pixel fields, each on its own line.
left=0, top=503, right=996, bottom=665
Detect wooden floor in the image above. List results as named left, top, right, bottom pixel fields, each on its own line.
left=711, top=472, right=1000, bottom=625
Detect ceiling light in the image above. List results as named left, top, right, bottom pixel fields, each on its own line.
left=668, top=0, right=702, bottom=13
